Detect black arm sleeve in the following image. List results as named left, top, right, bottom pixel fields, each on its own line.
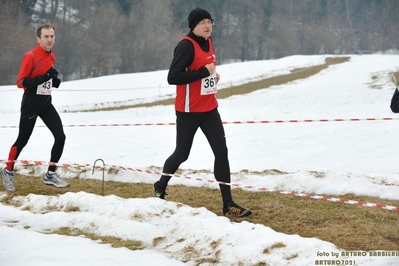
left=167, top=40, right=210, bottom=85
left=390, top=86, right=399, bottom=113
left=22, top=74, right=51, bottom=89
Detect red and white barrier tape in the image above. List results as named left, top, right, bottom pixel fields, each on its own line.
left=1, top=159, right=398, bottom=212
left=0, top=117, right=398, bottom=128
left=0, top=86, right=172, bottom=92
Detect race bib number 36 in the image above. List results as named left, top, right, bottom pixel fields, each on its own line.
left=37, top=79, right=52, bottom=95
left=201, top=73, right=217, bottom=95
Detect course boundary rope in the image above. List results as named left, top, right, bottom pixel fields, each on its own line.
left=0, top=86, right=172, bottom=93
left=0, top=117, right=398, bottom=128
left=1, top=159, right=398, bottom=212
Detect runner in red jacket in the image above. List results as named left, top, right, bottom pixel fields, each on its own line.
left=1, top=24, right=69, bottom=192
left=153, top=7, right=251, bottom=218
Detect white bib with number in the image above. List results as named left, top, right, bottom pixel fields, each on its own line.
left=200, top=73, right=217, bottom=95
left=37, top=79, right=52, bottom=95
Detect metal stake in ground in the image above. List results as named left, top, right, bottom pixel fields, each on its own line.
left=92, top=158, right=105, bottom=196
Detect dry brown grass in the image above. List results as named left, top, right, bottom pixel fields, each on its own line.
left=216, top=57, right=350, bottom=99
left=51, top=227, right=143, bottom=250
left=2, top=173, right=399, bottom=252
left=70, top=57, right=350, bottom=112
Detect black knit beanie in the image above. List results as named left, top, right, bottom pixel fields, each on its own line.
left=188, top=7, right=213, bottom=30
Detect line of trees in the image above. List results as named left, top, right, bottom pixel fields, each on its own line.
left=1, top=0, right=399, bottom=85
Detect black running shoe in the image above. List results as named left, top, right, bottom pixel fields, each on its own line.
left=153, top=181, right=167, bottom=199
left=223, top=202, right=252, bottom=217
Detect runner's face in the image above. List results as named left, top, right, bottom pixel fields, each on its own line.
left=37, top=28, right=55, bottom=52
left=192, top=19, right=213, bottom=40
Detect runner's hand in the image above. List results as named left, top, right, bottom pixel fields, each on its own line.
left=205, top=63, right=215, bottom=75
left=53, top=78, right=61, bottom=88
left=46, top=68, right=58, bottom=79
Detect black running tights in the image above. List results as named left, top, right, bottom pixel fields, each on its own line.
left=159, top=108, right=233, bottom=206
left=7, top=104, right=66, bottom=172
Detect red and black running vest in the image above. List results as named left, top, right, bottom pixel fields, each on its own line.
left=175, top=36, right=218, bottom=113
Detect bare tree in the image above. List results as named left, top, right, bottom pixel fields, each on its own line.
left=2, top=0, right=399, bottom=85
left=0, top=0, right=36, bottom=85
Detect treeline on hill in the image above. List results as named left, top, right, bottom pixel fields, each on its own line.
left=1, top=0, right=399, bottom=85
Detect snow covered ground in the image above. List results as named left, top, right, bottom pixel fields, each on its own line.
left=1, top=54, right=399, bottom=265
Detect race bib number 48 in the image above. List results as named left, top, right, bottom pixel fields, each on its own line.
left=201, top=73, right=217, bottom=95
left=37, top=79, right=52, bottom=95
